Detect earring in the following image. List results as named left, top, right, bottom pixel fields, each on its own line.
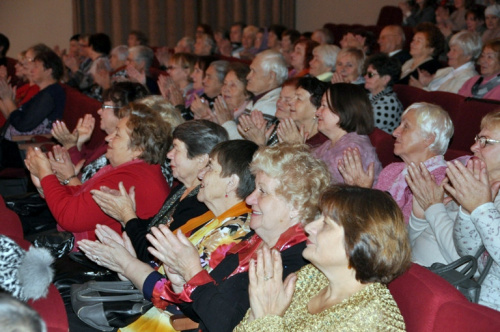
left=225, top=193, right=228, bottom=198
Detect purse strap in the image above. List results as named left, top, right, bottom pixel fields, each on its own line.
left=430, top=255, right=477, bottom=281
left=76, top=280, right=145, bottom=302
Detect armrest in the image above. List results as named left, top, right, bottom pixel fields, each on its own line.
left=170, top=314, right=199, bottom=331
left=11, top=134, right=53, bottom=142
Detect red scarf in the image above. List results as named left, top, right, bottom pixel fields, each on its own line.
left=226, top=223, right=307, bottom=278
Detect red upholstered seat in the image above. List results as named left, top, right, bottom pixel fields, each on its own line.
left=388, top=263, right=500, bottom=331
left=368, top=128, right=400, bottom=167
left=0, top=195, right=24, bottom=240
left=393, top=84, right=428, bottom=110
left=425, top=90, right=464, bottom=124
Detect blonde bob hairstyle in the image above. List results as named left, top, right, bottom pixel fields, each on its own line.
left=480, top=110, right=500, bottom=131
left=250, top=143, right=330, bottom=223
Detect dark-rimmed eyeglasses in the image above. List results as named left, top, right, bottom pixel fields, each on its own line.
left=365, top=71, right=379, bottom=78
left=475, top=135, right=500, bottom=148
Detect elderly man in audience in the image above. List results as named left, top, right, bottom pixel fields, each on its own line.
left=235, top=25, right=259, bottom=60
left=378, top=25, right=411, bottom=65
left=309, top=44, right=340, bottom=82
left=410, top=31, right=481, bottom=93
left=222, top=50, right=288, bottom=139
left=195, top=33, right=215, bottom=56
left=311, top=28, right=334, bottom=45
left=280, top=29, right=301, bottom=67
left=230, top=22, right=246, bottom=54
left=127, top=45, right=159, bottom=94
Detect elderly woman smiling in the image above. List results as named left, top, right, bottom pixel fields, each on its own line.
left=410, top=30, right=481, bottom=93
left=78, top=139, right=258, bottom=331
left=339, top=102, right=454, bottom=223
left=459, top=39, right=500, bottom=100
left=91, top=120, right=228, bottom=262
left=363, top=53, right=403, bottom=134
left=331, top=47, right=365, bottom=85
left=309, top=44, right=340, bottom=82
left=121, top=143, right=330, bottom=332
left=24, top=103, right=171, bottom=244
left=234, top=185, right=410, bottom=330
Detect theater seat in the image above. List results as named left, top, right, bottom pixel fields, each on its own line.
left=368, top=128, right=400, bottom=167
left=388, top=263, right=500, bottom=332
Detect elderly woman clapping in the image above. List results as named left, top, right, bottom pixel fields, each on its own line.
left=339, top=102, right=454, bottom=223
left=24, top=103, right=171, bottom=245
left=123, top=143, right=331, bottom=331
left=235, top=185, right=410, bottom=330
left=331, top=47, right=365, bottom=85
left=78, top=139, right=258, bottom=331
left=410, top=31, right=481, bottom=93
left=91, top=120, right=228, bottom=262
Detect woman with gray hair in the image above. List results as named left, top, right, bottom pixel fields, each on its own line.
left=331, top=47, right=365, bottom=85
left=409, top=30, right=481, bottom=93
left=309, top=44, right=340, bottom=82
left=339, top=102, right=454, bottom=223
left=482, top=4, right=500, bottom=44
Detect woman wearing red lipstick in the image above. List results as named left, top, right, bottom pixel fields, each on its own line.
left=235, top=185, right=410, bottom=330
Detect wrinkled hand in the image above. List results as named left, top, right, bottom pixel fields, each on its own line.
left=331, top=72, right=348, bottom=84
left=91, top=182, right=137, bottom=225
left=277, top=118, right=306, bottom=144
left=191, top=94, right=214, bottom=120
left=126, top=64, right=146, bottom=84
left=93, top=68, right=111, bottom=89
left=238, top=112, right=268, bottom=145
left=405, top=162, right=445, bottom=218
left=47, top=146, right=81, bottom=182
left=0, top=66, right=7, bottom=81
left=164, top=267, right=187, bottom=294
left=24, top=147, right=54, bottom=180
left=0, top=78, right=15, bottom=101
left=51, top=120, right=78, bottom=148
left=213, top=96, right=233, bottom=124
left=155, top=46, right=170, bottom=67
left=443, top=159, right=499, bottom=214
left=247, top=246, right=296, bottom=322
left=337, top=147, right=374, bottom=188
left=63, top=55, right=79, bottom=72
left=147, top=225, right=203, bottom=281
left=75, top=114, right=95, bottom=149
left=158, top=74, right=171, bottom=100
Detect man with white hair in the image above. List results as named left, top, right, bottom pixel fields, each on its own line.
left=127, top=45, right=158, bottom=94
left=222, top=50, right=287, bottom=138
left=378, top=25, right=411, bottom=65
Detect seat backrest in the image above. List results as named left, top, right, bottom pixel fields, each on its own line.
left=60, top=84, right=105, bottom=150
left=0, top=195, right=24, bottom=240
left=433, top=300, right=500, bottom=332
left=388, top=263, right=467, bottom=332
left=368, top=128, right=400, bottom=167
left=425, top=90, right=464, bottom=124
left=393, top=84, right=428, bottom=111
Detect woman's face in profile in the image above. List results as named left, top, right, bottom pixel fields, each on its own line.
left=302, top=214, right=347, bottom=269
left=105, top=117, right=141, bottom=167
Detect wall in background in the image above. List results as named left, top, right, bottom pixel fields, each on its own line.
left=0, top=0, right=73, bottom=57
left=0, top=0, right=400, bottom=56
left=296, top=0, right=399, bottom=32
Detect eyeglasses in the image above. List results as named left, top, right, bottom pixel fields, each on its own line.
left=101, top=104, right=120, bottom=110
left=365, top=71, right=379, bottom=78
left=475, top=135, right=500, bottom=148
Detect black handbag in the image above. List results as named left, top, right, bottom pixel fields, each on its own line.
left=71, top=280, right=153, bottom=331
left=428, top=245, right=493, bottom=303
left=33, top=230, right=75, bottom=259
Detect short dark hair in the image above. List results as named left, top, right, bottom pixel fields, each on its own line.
left=89, top=33, right=111, bottom=55
left=70, top=34, right=80, bottom=42
left=466, top=6, right=485, bottom=22
left=269, top=25, right=287, bottom=41
left=196, top=55, right=218, bottom=76
left=297, top=77, right=328, bottom=108
left=34, top=49, right=64, bottom=81
left=129, top=30, right=149, bottom=45
left=282, top=29, right=301, bottom=44
left=173, top=120, right=228, bottom=159
left=103, top=82, right=149, bottom=116
left=118, top=103, right=172, bottom=165
left=210, top=140, right=258, bottom=199
left=29, top=43, right=52, bottom=58
left=319, top=185, right=411, bottom=284
left=325, top=83, right=374, bottom=135
left=364, top=53, right=402, bottom=86
left=0, top=34, right=9, bottom=57
left=414, top=22, right=445, bottom=57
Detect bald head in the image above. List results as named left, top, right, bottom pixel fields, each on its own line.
left=378, top=25, right=405, bottom=54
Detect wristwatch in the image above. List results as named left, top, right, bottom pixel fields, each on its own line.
left=62, top=175, right=77, bottom=185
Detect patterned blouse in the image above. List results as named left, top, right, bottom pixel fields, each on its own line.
left=369, top=87, right=403, bottom=134
left=234, top=264, right=405, bottom=331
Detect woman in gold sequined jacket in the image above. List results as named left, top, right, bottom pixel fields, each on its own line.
left=235, top=185, right=411, bottom=331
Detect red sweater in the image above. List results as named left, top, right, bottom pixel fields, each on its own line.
left=41, top=159, right=170, bottom=243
